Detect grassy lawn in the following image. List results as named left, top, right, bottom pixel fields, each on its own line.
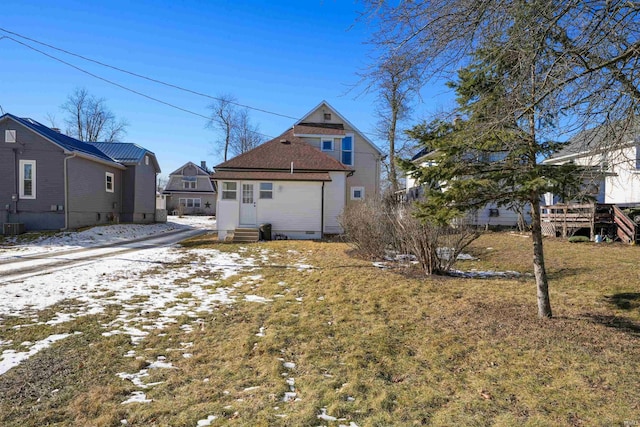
left=1, top=232, right=639, bottom=426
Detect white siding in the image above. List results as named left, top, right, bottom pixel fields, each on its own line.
left=216, top=174, right=348, bottom=240
left=605, top=146, right=640, bottom=204
left=257, top=181, right=323, bottom=239
left=324, top=172, right=346, bottom=234
left=216, top=185, right=239, bottom=240
left=473, top=203, right=529, bottom=227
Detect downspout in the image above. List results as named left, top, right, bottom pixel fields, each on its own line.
left=12, top=148, right=18, bottom=215
left=321, top=181, right=325, bottom=239
left=63, top=153, right=76, bottom=230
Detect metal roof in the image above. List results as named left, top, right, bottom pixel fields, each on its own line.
left=2, top=113, right=120, bottom=165
left=90, top=142, right=149, bottom=163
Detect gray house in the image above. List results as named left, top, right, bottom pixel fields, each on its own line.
left=0, top=113, right=160, bottom=233
left=163, top=161, right=216, bottom=215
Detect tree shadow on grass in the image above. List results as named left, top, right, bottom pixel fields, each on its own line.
left=603, top=292, right=640, bottom=310
left=584, top=313, right=640, bottom=338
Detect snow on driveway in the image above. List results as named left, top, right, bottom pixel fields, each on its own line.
left=0, top=215, right=216, bottom=259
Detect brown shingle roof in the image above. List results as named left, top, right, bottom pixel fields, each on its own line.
left=215, top=129, right=350, bottom=172
left=210, top=171, right=332, bottom=182
left=293, top=124, right=345, bottom=136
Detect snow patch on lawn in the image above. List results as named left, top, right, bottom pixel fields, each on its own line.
left=0, top=332, right=81, bottom=375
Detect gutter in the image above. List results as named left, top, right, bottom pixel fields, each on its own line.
left=63, top=153, right=77, bottom=230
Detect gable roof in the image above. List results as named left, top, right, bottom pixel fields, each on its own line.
left=545, top=121, right=640, bottom=163
left=295, top=100, right=383, bottom=155
left=168, top=161, right=210, bottom=176
left=1, top=113, right=122, bottom=166
left=214, top=128, right=351, bottom=172
left=90, top=142, right=160, bottom=172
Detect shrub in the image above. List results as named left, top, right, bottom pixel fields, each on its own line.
left=340, top=197, right=480, bottom=275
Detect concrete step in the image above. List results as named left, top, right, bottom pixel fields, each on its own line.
left=233, top=228, right=259, bottom=242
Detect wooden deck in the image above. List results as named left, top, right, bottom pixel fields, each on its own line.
left=540, top=203, right=639, bottom=243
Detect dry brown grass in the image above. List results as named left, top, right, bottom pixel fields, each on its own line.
left=0, top=233, right=639, bottom=426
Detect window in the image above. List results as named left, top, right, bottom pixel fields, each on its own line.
left=5, top=129, right=16, bottom=143
left=182, top=179, right=197, bottom=189
left=105, top=172, right=114, bottom=192
left=145, top=155, right=149, bottom=165
left=341, top=135, right=353, bottom=166
left=222, top=182, right=237, bottom=200
left=324, top=113, right=332, bottom=120
left=179, top=198, right=201, bottom=208
left=321, top=139, right=333, bottom=151
left=19, top=160, right=36, bottom=199
left=260, top=182, right=273, bottom=199
left=489, top=208, right=500, bottom=217
left=351, top=186, right=364, bottom=201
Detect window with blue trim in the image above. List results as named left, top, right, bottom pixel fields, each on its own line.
left=341, top=136, right=353, bottom=165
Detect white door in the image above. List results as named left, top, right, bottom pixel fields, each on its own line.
left=239, top=183, right=257, bottom=225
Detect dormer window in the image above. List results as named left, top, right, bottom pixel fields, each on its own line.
left=183, top=179, right=197, bottom=189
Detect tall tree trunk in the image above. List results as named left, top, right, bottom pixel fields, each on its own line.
left=388, top=103, right=399, bottom=194
left=530, top=196, right=552, bottom=318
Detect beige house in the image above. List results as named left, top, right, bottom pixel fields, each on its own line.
left=211, top=101, right=383, bottom=240
left=163, top=161, right=217, bottom=215
left=293, top=101, right=382, bottom=207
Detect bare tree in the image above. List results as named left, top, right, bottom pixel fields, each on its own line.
left=207, top=94, right=265, bottom=161
left=359, top=49, right=422, bottom=194
left=207, top=94, right=237, bottom=162
left=230, top=108, right=266, bottom=157
left=363, top=0, right=640, bottom=318
left=61, top=88, right=128, bottom=142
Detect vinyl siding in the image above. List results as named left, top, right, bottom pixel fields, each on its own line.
left=131, top=161, right=157, bottom=223
left=256, top=181, right=323, bottom=239
left=216, top=179, right=337, bottom=240
left=324, top=172, right=346, bottom=234
left=0, top=118, right=66, bottom=230
left=67, top=156, right=123, bottom=229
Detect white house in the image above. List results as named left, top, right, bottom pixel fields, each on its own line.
left=211, top=101, right=383, bottom=240
left=543, top=125, right=640, bottom=205
left=405, top=147, right=528, bottom=227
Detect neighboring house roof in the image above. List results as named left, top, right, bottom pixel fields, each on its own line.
left=545, top=122, right=640, bottom=163
left=90, top=142, right=161, bottom=172
left=295, top=100, right=383, bottom=155
left=411, top=146, right=433, bottom=162
left=210, top=170, right=331, bottom=182
left=168, top=161, right=210, bottom=176
left=214, top=128, right=351, bottom=172
left=1, top=113, right=123, bottom=167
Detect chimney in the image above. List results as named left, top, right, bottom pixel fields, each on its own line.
left=201, top=161, right=207, bottom=170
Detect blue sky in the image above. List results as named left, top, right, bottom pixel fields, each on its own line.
left=1, top=0, right=455, bottom=177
